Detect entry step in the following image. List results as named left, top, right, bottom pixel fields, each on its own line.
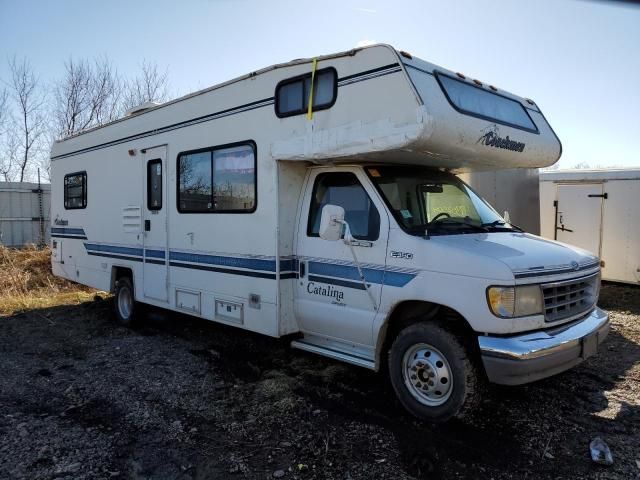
left=291, top=336, right=375, bottom=370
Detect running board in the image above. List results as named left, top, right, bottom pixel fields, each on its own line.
left=291, top=339, right=376, bottom=370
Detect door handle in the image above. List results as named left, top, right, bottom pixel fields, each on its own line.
left=144, top=220, right=151, bottom=231
left=299, top=261, right=306, bottom=278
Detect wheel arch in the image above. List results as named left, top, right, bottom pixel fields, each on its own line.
left=375, top=300, right=477, bottom=370
left=110, top=265, right=134, bottom=293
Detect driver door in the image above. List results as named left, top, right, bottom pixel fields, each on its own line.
left=294, top=168, right=389, bottom=346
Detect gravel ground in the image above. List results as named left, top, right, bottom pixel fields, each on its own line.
left=0, top=283, right=638, bottom=480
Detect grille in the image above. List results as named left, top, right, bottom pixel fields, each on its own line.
left=542, top=274, right=599, bottom=323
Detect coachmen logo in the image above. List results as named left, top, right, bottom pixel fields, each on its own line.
left=477, top=125, right=525, bottom=153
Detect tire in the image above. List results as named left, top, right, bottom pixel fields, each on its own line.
left=388, top=322, right=480, bottom=422
left=114, top=277, right=138, bottom=326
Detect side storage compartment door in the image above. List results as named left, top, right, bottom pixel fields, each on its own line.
left=142, top=146, right=169, bottom=302
left=294, top=169, right=389, bottom=347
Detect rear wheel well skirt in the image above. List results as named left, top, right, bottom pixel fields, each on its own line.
left=375, top=300, right=476, bottom=370
left=110, top=266, right=134, bottom=293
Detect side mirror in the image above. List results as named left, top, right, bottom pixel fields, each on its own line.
left=319, top=204, right=345, bottom=241
left=503, top=210, right=511, bottom=223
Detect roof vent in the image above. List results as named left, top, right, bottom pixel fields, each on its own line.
left=124, top=101, right=161, bottom=117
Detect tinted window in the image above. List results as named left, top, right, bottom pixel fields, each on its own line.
left=212, top=145, right=256, bottom=211
left=64, top=172, right=87, bottom=209
left=436, top=72, right=536, bottom=131
left=147, top=159, right=162, bottom=210
left=308, top=172, right=380, bottom=241
left=177, top=143, right=256, bottom=213
left=276, top=68, right=337, bottom=117
left=178, top=151, right=212, bottom=212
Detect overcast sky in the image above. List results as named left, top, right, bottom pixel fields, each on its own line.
left=1, top=0, right=638, bottom=168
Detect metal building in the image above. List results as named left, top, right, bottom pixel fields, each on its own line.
left=0, top=182, right=51, bottom=247
left=460, top=168, right=541, bottom=235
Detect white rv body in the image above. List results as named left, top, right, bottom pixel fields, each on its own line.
left=51, top=45, right=608, bottom=420
left=540, top=168, right=640, bottom=284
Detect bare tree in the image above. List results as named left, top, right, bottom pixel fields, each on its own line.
left=53, top=58, right=92, bottom=136
left=0, top=130, right=19, bottom=181
left=8, top=56, right=47, bottom=182
left=91, top=56, right=122, bottom=125
left=122, top=60, right=170, bottom=112
left=53, top=56, right=122, bottom=137
left=0, top=88, right=8, bottom=132
left=572, top=161, right=591, bottom=169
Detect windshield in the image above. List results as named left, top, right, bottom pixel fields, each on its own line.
left=366, top=166, right=518, bottom=236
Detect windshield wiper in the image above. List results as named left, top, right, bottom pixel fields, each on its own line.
left=481, top=220, right=524, bottom=232
left=429, top=219, right=488, bottom=232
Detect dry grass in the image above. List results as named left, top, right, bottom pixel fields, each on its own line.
left=0, top=245, right=101, bottom=316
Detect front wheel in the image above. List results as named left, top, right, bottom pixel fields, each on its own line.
left=388, top=322, right=480, bottom=422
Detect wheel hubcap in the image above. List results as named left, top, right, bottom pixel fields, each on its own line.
left=118, top=286, right=133, bottom=319
left=402, top=343, right=453, bottom=406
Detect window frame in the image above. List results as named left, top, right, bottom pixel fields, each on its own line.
left=146, top=159, right=163, bottom=211
left=176, top=140, right=257, bottom=214
left=433, top=70, right=539, bottom=134
left=275, top=67, right=338, bottom=118
left=306, top=171, right=380, bottom=241
left=63, top=171, right=87, bottom=210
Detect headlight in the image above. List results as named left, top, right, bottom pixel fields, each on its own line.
left=487, top=285, right=543, bottom=318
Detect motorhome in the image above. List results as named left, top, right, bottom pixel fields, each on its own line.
left=50, top=44, right=609, bottom=421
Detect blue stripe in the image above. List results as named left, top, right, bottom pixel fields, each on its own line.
left=309, top=262, right=385, bottom=284
left=308, top=261, right=415, bottom=287
left=279, top=258, right=298, bottom=272
left=80, top=242, right=414, bottom=287
left=169, top=251, right=276, bottom=272
left=84, top=243, right=143, bottom=257
left=383, top=270, right=416, bottom=287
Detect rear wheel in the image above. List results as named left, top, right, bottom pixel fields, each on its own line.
left=114, top=277, right=138, bottom=326
left=388, top=322, right=480, bottom=422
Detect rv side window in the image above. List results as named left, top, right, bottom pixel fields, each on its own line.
left=433, top=71, right=537, bottom=132
left=147, top=159, right=162, bottom=210
left=64, top=171, right=87, bottom=209
left=177, top=142, right=256, bottom=213
left=275, top=68, right=337, bottom=118
left=307, top=172, right=380, bottom=241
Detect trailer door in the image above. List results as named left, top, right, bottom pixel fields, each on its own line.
left=556, top=183, right=603, bottom=256
left=142, top=146, right=168, bottom=302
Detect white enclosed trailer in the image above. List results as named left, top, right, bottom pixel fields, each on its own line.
left=540, top=168, right=640, bottom=284
left=51, top=44, right=609, bottom=421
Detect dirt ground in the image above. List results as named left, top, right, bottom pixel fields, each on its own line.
left=0, top=283, right=638, bottom=480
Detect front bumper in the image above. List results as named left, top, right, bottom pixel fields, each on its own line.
left=478, top=307, right=610, bottom=385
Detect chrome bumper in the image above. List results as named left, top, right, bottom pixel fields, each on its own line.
left=478, top=307, right=610, bottom=385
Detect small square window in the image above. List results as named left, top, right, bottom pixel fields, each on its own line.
left=275, top=67, right=337, bottom=118
left=64, top=172, right=87, bottom=209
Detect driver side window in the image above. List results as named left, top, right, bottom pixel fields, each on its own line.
left=307, top=172, right=380, bottom=241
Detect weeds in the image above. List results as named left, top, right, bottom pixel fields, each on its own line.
left=0, top=245, right=100, bottom=316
